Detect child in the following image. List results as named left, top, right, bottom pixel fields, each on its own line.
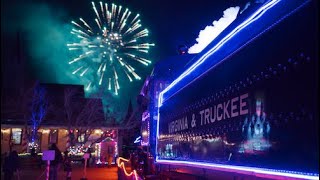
left=63, top=151, right=72, bottom=180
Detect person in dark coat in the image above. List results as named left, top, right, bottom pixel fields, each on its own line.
left=1, top=152, right=8, bottom=167
left=49, top=143, right=63, bottom=180
left=2, top=151, right=20, bottom=180
left=31, top=147, right=36, bottom=157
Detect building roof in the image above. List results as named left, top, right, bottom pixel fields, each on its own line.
left=1, top=82, right=107, bottom=127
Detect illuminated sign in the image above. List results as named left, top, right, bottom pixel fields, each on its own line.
left=134, top=136, right=141, bottom=144
left=167, top=93, right=249, bottom=134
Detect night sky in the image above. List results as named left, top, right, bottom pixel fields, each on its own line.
left=1, top=0, right=247, bottom=121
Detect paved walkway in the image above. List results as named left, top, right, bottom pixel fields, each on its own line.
left=2, top=165, right=118, bottom=180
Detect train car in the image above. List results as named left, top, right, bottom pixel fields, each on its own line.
left=155, top=0, right=318, bottom=179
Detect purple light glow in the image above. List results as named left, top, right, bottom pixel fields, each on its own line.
left=156, top=160, right=319, bottom=180
left=142, top=112, right=150, bottom=121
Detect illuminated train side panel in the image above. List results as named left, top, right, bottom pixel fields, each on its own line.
left=156, top=0, right=318, bottom=179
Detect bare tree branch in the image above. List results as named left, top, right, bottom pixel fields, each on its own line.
left=64, top=89, right=105, bottom=147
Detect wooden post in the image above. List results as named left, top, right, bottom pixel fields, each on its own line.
left=42, top=150, right=55, bottom=180
left=46, top=160, right=50, bottom=180
left=81, top=153, right=89, bottom=180
left=84, top=158, right=87, bottom=178
left=80, top=158, right=88, bottom=180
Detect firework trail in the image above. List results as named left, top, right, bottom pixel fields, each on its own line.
left=68, top=1, right=154, bottom=95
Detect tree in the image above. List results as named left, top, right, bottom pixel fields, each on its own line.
left=64, top=87, right=80, bottom=147
left=74, top=98, right=105, bottom=145
left=90, top=88, right=120, bottom=124
left=28, top=82, right=48, bottom=149
left=64, top=87, right=105, bottom=151
left=123, top=95, right=148, bottom=129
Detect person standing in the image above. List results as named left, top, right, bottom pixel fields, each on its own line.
left=31, top=147, right=36, bottom=157
left=49, top=143, right=63, bottom=180
left=86, top=148, right=92, bottom=168
left=63, top=151, right=72, bottom=180
left=107, top=146, right=114, bottom=167
left=2, top=151, right=20, bottom=180
left=1, top=152, right=8, bottom=167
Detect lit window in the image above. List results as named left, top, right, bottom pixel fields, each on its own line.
left=11, top=128, right=22, bottom=145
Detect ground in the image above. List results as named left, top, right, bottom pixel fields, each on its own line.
left=1, top=164, right=118, bottom=180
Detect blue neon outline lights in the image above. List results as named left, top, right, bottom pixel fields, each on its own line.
left=158, top=0, right=281, bottom=107
left=156, top=160, right=319, bottom=180
left=155, top=0, right=319, bottom=179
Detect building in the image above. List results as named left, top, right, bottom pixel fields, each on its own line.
left=1, top=32, right=119, bottom=159
left=1, top=82, right=118, bottom=156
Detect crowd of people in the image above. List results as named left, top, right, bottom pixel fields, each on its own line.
left=1, top=143, right=74, bottom=180
left=1, top=143, right=149, bottom=180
